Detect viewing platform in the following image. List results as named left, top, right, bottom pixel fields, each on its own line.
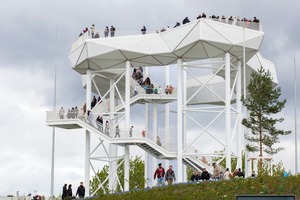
left=69, top=18, right=264, bottom=74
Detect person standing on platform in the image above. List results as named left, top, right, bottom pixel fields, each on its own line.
left=141, top=26, right=147, bottom=34
left=59, top=107, right=65, bottom=119
left=105, top=120, right=109, bottom=134
left=115, top=124, right=120, bottom=138
left=90, top=24, right=95, bottom=38
left=110, top=25, right=115, bottom=37
left=129, top=126, right=133, bottom=137
left=104, top=26, right=109, bottom=37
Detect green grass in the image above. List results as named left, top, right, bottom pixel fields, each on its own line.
left=95, top=175, right=300, bottom=200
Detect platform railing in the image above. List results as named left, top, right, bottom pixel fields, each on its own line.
left=46, top=110, right=176, bottom=152
left=71, top=18, right=262, bottom=51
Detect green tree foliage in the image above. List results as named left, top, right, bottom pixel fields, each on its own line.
left=117, top=156, right=145, bottom=191
left=241, top=67, right=291, bottom=171
left=90, top=164, right=110, bottom=195
left=212, top=149, right=244, bottom=171
left=186, top=167, right=194, bottom=181
left=260, top=161, right=287, bottom=177
left=90, top=156, right=145, bottom=196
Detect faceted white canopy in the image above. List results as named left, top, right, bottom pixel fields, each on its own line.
left=69, top=18, right=264, bottom=74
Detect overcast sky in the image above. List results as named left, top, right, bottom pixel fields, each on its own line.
left=0, top=0, right=299, bottom=197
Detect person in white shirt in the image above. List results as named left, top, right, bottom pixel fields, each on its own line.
left=59, top=107, right=65, bottom=119
left=157, top=86, right=163, bottom=94
left=223, top=168, right=231, bottom=180
left=90, top=24, right=95, bottom=38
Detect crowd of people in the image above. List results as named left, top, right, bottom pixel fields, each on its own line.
left=79, top=24, right=116, bottom=38
left=77, top=13, right=260, bottom=40
left=152, top=161, right=249, bottom=187
left=194, top=13, right=260, bottom=23
left=131, top=67, right=175, bottom=96
left=58, top=106, right=80, bottom=119
left=62, top=182, right=85, bottom=200
left=190, top=162, right=248, bottom=183
left=162, top=14, right=260, bottom=33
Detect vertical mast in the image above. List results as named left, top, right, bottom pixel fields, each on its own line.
left=294, top=52, right=298, bottom=174
left=50, top=24, right=58, bottom=199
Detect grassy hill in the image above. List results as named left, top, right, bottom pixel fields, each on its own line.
left=95, top=175, right=300, bottom=200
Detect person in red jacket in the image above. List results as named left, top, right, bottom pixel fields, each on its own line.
left=154, top=163, right=165, bottom=187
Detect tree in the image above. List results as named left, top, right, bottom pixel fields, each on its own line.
left=241, top=67, right=291, bottom=172
left=90, top=156, right=145, bottom=196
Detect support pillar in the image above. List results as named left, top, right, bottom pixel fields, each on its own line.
left=144, top=67, right=151, bottom=187
left=152, top=103, right=158, bottom=187
left=144, top=102, right=149, bottom=187
left=225, top=53, right=231, bottom=171
left=236, top=61, right=242, bottom=169
left=109, top=76, right=118, bottom=192
left=124, top=61, right=131, bottom=191
left=177, top=59, right=183, bottom=182
left=164, top=65, right=170, bottom=170
left=182, top=64, right=187, bottom=181
left=85, top=69, right=92, bottom=196
left=124, top=146, right=130, bottom=190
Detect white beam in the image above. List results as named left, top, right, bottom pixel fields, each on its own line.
left=225, top=53, right=231, bottom=171
left=85, top=69, right=92, bottom=196
left=177, top=59, right=183, bottom=182
left=144, top=103, right=149, bottom=187
left=183, top=65, right=187, bottom=181
left=124, top=61, right=130, bottom=191
left=236, top=61, right=242, bottom=169
left=109, top=76, right=118, bottom=192
left=152, top=103, right=158, bottom=187
left=164, top=65, right=170, bottom=170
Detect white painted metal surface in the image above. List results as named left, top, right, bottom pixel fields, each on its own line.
left=46, top=17, right=278, bottom=195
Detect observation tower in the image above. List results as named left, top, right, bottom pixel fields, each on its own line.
left=46, top=17, right=277, bottom=195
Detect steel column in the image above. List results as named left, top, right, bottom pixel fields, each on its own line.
left=225, top=53, right=231, bottom=171
left=177, top=59, right=183, bottom=182
left=124, top=61, right=130, bottom=191
left=85, top=69, right=92, bottom=196
left=109, top=76, right=118, bottom=192
left=236, top=61, right=242, bottom=169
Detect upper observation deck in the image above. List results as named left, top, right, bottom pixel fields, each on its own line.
left=69, top=18, right=264, bottom=74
